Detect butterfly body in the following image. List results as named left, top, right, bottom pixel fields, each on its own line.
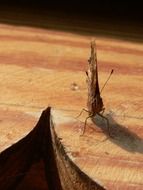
left=77, top=41, right=113, bottom=136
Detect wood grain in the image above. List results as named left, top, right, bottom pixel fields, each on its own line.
left=0, top=11, right=143, bottom=190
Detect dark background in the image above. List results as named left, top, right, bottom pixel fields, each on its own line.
left=1, top=1, right=143, bottom=22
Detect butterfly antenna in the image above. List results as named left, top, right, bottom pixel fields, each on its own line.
left=100, top=69, right=114, bottom=93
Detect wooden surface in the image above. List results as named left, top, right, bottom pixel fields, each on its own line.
left=0, top=10, right=143, bottom=190
left=50, top=112, right=106, bottom=190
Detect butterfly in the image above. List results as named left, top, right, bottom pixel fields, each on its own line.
left=78, top=41, right=113, bottom=136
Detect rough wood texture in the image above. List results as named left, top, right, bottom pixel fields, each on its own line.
left=0, top=9, right=143, bottom=190
left=50, top=112, right=105, bottom=190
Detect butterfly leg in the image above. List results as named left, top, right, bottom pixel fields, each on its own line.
left=76, top=108, right=90, bottom=119
left=80, top=114, right=93, bottom=136
left=97, top=113, right=113, bottom=137
left=101, top=108, right=105, bottom=115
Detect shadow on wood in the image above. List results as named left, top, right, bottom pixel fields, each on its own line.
left=93, top=114, right=143, bottom=153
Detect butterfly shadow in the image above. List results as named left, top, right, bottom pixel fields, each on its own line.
left=92, top=113, right=143, bottom=154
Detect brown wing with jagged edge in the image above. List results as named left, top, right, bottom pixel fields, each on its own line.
left=86, top=41, right=104, bottom=114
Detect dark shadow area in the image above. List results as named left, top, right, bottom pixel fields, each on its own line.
left=93, top=114, right=143, bottom=153
left=16, top=160, right=48, bottom=190
left=0, top=107, right=62, bottom=190
left=0, top=1, right=143, bottom=43
left=1, top=1, right=143, bottom=21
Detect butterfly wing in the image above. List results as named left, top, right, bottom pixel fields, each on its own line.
left=86, top=41, right=104, bottom=114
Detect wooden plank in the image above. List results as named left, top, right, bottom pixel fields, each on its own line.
left=0, top=10, right=143, bottom=189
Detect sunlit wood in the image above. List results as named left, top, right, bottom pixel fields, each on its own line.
left=0, top=10, right=143, bottom=189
